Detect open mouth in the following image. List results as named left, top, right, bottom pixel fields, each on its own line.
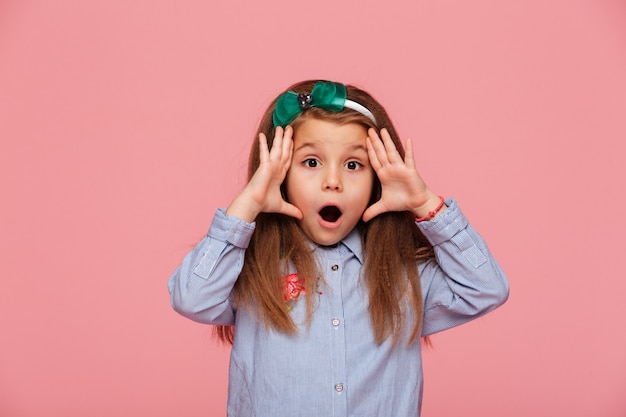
left=319, top=205, right=342, bottom=223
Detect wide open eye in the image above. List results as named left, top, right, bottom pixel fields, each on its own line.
left=304, top=158, right=319, bottom=168
left=345, top=161, right=363, bottom=170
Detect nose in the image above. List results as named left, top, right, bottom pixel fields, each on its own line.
left=323, top=167, right=342, bottom=191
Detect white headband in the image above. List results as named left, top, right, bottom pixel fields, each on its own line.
left=344, top=99, right=377, bottom=124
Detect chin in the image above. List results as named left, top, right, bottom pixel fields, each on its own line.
left=315, top=239, right=342, bottom=247
left=307, top=231, right=346, bottom=247
left=299, top=220, right=353, bottom=247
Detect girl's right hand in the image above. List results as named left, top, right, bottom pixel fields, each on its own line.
left=225, top=126, right=302, bottom=223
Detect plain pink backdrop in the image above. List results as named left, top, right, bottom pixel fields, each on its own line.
left=1, top=0, right=625, bottom=416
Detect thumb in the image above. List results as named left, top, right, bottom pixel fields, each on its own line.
left=362, top=202, right=386, bottom=222
left=279, top=202, right=303, bottom=220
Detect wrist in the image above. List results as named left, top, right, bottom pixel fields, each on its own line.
left=414, top=195, right=446, bottom=222
left=226, top=193, right=261, bottom=223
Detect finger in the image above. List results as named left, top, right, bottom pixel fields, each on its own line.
left=258, top=133, right=269, bottom=163
left=281, top=125, right=294, bottom=165
left=362, top=202, right=385, bottom=222
left=280, top=202, right=303, bottom=219
left=380, top=128, right=402, bottom=163
left=367, top=128, right=389, bottom=166
left=269, top=126, right=284, bottom=159
left=404, top=137, right=416, bottom=170
left=365, top=136, right=382, bottom=171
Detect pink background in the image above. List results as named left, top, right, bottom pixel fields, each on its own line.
left=1, top=0, right=625, bottom=416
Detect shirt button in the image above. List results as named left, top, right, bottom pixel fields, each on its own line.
left=331, top=264, right=339, bottom=271
left=335, top=383, right=344, bottom=393
left=332, top=318, right=340, bottom=327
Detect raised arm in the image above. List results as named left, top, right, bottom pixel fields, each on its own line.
left=169, top=126, right=302, bottom=324
left=362, top=127, right=508, bottom=335
left=417, top=199, right=509, bottom=336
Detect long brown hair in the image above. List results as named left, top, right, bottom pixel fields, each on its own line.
left=215, top=80, right=434, bottom=345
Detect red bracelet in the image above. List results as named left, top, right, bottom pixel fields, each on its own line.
left=415, top=196, right=445, bottom=222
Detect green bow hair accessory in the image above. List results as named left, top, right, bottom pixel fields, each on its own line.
left=272, top=81, right=348, bottom=127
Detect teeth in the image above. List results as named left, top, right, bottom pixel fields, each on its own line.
left=320, top=206, right=341, bottom=222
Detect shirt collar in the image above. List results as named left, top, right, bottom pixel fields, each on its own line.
left=341, top=228, right=365, bottom=264
left=309, top=228, right=365, bottom=265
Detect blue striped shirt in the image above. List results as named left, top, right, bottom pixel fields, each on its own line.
left=168, top=198, right=509, bottom=416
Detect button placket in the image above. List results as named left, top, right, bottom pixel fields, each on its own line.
left=326, top=254, right=347, bottom=411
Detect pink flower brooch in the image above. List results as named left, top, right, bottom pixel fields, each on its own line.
left=283, top=273, right=305, bottom=302
left=282, top=273, right=322, bottom=311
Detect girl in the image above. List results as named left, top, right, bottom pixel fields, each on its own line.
left=168, top=80, right=509, bottom=417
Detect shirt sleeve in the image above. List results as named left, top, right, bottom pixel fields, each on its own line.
left=168, top=208, right=255, bottom=325
left=417, top=198, right=509, bottom=336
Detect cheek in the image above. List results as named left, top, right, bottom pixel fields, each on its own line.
left=364, top=176, right=376, bottom=205
left=361, top=170, right=375, bottom=193
left=284, top=171, right=307, bottom=204
left=348, top=176, right=375, bottom=205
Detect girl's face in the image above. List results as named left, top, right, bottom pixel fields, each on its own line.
left=286, top=118, right=374, bottom=246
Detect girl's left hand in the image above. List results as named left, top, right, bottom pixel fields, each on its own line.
left=362, top=128, right=443, bottom=222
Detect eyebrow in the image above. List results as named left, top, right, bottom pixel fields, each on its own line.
left=294, top=141, right=368, bottom=153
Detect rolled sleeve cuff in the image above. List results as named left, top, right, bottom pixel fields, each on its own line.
left=208, top=208, right=256, bottom=248
left=416, top=198, right=469, bottom=246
